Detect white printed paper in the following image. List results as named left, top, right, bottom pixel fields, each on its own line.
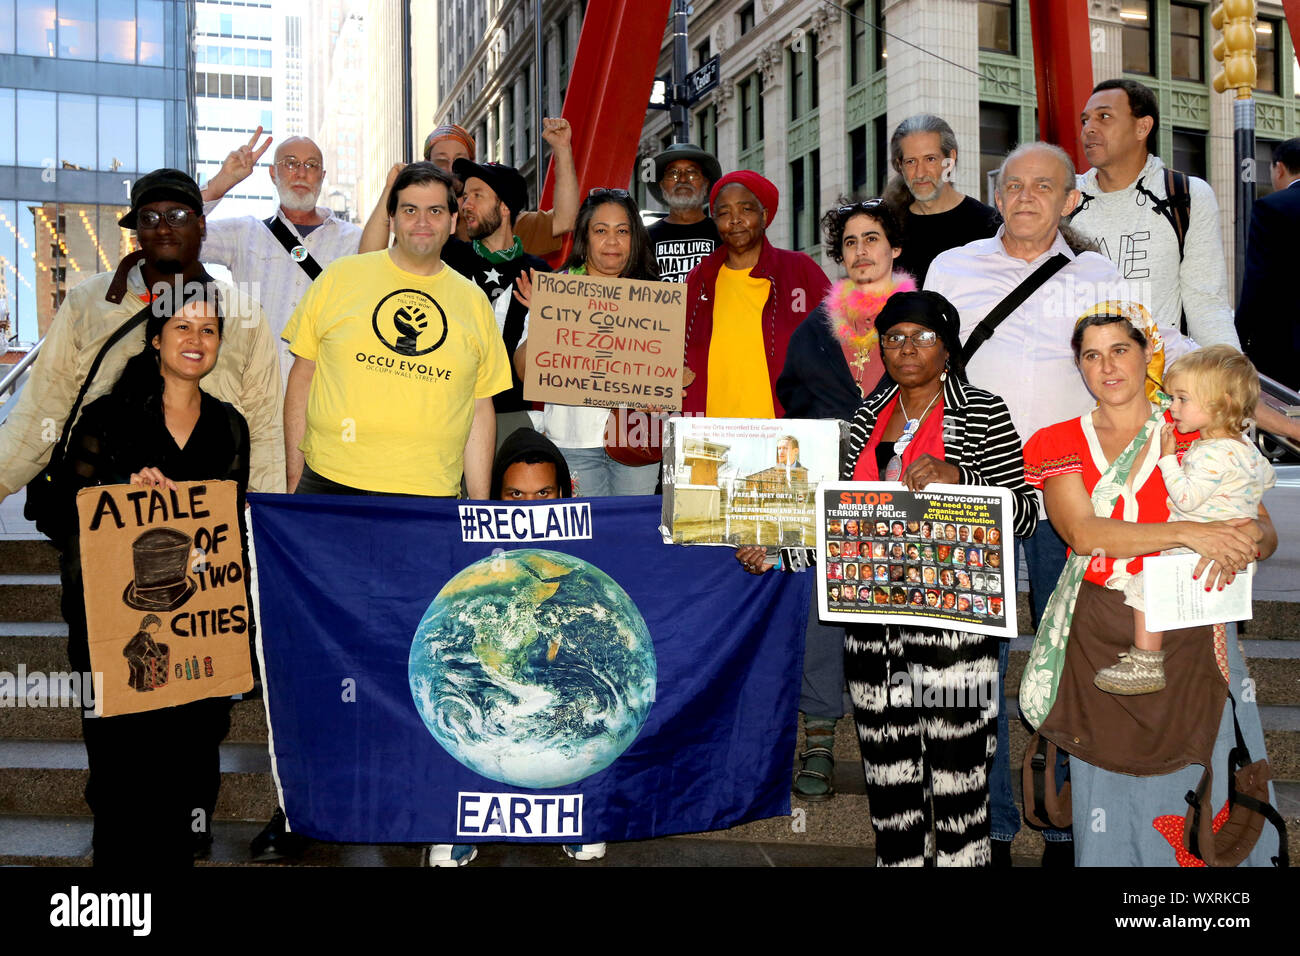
left=1142, top=552, right=1253, bottom=631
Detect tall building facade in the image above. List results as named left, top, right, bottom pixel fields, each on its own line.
left=0, top=0, right=195, bottom=344
left=191, top=0, right=277, bottom=220
left=428, top=0, right=1300, bottom=280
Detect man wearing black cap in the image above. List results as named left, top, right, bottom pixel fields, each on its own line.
left=0, top=168, right=285, bottom=505
left=645, top=143, right=722, bottom=282
left=443, top=160, right=551, bottom=448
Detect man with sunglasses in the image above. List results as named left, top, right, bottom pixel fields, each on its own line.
left=0, top=167, right=285, bottom=508
left=646, top=143, right=722, bottom=282
left=198, top=129, right=362, bottom=386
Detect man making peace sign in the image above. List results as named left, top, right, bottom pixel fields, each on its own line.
left=199, top=127, right=363, bottom=386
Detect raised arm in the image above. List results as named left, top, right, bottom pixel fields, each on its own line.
left=201, top=127, right=272, bottom=202
left=541, top=118, right=578, bottom=236
left=359, top=163, right=405, bottom=254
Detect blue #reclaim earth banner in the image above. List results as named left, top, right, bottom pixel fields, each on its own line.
left=247, top=494, right=812, bottom=843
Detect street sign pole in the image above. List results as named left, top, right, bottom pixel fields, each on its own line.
left=671, top=0, right=690, bottom=143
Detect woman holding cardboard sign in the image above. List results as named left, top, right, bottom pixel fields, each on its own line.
left=512, top=189, right=663, bottom=497
left=53, top=288, right=249, bottom=867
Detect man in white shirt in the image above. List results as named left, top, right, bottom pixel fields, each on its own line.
left=199, top=128, right=363, bottom=385
left=1071, top=79, right=1237, bottom=346
left=927, top=141, right=1138, bottom=867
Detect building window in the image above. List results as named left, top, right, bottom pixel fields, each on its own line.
left=738, top=2, right=755, bottom=36
left=1256, top=138, right=1279, bottom=199
left=1172, top=128, right=1207, bottom=182
left=695, top=104, right=717, bottom=158
left=1256, top=18, right=1280, bottom=95
left=788, top=32, right=818, bottom=122
left=874, top=114, right=889, bottom=194
left=790, top=156, right=806, bottom=251
left=847, top=1, right=867, bottom=87
left=979, top=102, right=1019, bottom=203
left=57, top=0, right=96, bottom=60
left=1121, top=0, right=1153, bottom=76
left=874, top=0, right=886, bottom=71
left=1169, top=3, right=1203, bottom=82
left=505, top=90, right=515, bottom=166
left=738, top=71, right=764, bottom=156
left=695, top=38, right=711, bottom=69
left=978, top=0, right=1014, bottom=54
left=849, top=124, right=868, bottom=199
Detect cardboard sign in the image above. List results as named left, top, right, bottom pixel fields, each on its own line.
left=816, top=482, right=1017, bottom=638
left=661, top=417, right=844, bottom=546
left=76, top=480, right=253, bottom=717
left=522, top=272, right=687, bottom=411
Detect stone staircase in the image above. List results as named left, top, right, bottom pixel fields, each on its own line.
left=2, top=534, right=1296, bottom=867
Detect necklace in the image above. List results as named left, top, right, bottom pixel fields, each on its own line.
left=884, top=388, right=941, bottom=481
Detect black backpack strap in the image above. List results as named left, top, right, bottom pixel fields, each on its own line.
left=264, top=216, right=323, bottom=280
left=51, top=298, right=156, bottom=462
left=961, top=253, right=1070, bottom=365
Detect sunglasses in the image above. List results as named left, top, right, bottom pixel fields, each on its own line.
left=136, top=208, right=197, bottom=228
left=838, top=198, right=888, bottom=216
left=587, top=188, right=631, bottom=201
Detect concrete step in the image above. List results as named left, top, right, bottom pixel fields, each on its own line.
left=0, top=540, right=59, bottom=574
left=0, top=574, right=61, bottom=622
left=0, top=696, right=269, bottom=742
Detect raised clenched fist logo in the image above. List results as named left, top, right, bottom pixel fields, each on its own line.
left=372, top=289, right=448, bottom=356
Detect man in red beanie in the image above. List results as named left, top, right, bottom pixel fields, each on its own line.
left=682, top=171, right=830, bottom=418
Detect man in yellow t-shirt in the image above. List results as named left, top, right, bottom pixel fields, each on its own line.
left=282, top=163, right=511, bottom=497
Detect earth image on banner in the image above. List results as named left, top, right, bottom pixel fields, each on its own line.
left=409, top=549, right=657, bottom=788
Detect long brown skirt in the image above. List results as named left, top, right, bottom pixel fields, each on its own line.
left=1039, top=582, right=1227, bottom=776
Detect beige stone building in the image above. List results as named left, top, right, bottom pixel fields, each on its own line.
left=385, top=0, right=1299, bottom=281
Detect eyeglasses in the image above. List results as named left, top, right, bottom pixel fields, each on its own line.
left=838, top=198, right=887, bottom=216
left=587, top=187, right=631, bottom=201
left=664, top=168, right=703, bottom=183
left=275, top=158, right=323, bottom=173
left=136, top=208, right=196, bottom=228
left=880, top=330, right=940, bottom=349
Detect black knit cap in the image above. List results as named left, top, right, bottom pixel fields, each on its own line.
left=453, top=159, right=529, bottom=220
left=874, top=290, right=967, bottom=382
left=119, top=168, right=205, bottom=229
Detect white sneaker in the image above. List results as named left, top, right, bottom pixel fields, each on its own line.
left=423, top=843, right=478, bottom=867
left=562, top=842, right=606, bottom=861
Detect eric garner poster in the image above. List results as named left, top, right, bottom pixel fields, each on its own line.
left=661, top=417, right=843, bottom=547
left=522, top=272, right=687, bottom=411
left=816, top=482, right=1017, bottom=638
left=76, top=480, right=254, bottom=717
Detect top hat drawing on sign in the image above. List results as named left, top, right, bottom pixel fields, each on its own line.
left=122, top=528, right=198, bottom=611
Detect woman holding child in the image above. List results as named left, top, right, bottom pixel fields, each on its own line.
left=1022, top=302, right=1282, bottom=866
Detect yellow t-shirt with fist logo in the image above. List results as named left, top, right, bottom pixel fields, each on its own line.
left=284, top=250, right=511, bottom=495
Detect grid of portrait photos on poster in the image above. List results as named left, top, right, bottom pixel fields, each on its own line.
left=823, top=516, right=1007, bottom=624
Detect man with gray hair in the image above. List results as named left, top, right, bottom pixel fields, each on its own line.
left=885, top=114, right=1000, bottom=283
left=925, top=141, right=1134, bottom=867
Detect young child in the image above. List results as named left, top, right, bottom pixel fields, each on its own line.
left=1094, top=346, right=1277, bottom=695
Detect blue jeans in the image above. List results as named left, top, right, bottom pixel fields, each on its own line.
left=561, top=446, right=659, bottom=497
left=993, top=517, right=1071, bottom=843
left=800, top=595, right=845, bottom=720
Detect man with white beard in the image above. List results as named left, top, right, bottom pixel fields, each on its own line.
left=199, top=128, right=362, bottom=384
left=645, top=143, right=722, bottom=282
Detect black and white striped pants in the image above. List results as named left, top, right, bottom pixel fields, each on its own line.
left=844, top=625, right=1000, bottom=867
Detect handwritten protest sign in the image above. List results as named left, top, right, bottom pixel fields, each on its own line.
left=523, top=272, right=687, bottom=411
left=76, top=480, right=253, bottom=717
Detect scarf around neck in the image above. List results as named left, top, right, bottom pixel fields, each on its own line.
left=825, top=271, right=917, bottom=396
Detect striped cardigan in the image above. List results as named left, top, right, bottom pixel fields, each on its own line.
left=842, top=374, right=1039, bottom=541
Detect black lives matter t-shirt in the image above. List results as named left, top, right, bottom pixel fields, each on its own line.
left=897, top=196, right=1002, bottom=285
left=647, top=217, right=721, bottom=283
left=442, top=237, right=549, bottom=412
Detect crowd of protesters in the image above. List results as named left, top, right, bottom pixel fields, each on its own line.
left=0, top=74, right=1291, bottom=868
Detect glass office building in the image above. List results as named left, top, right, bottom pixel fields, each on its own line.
left=0, top=0, right=195, bottom=345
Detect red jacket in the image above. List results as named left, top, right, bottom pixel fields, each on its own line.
left=683, top=237, right=831, bottom=416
